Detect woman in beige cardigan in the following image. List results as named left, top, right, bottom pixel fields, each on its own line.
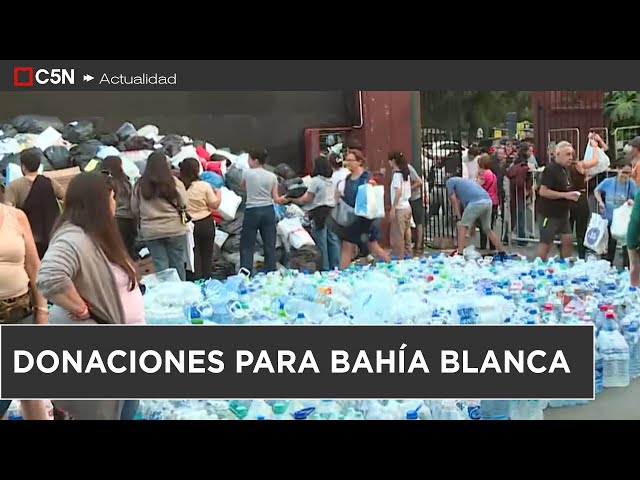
left=38, top=173, right=143, bottom=420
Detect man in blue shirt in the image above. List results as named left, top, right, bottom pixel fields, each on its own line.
left=446, top=176, right=507, bottom=257
left=594, top=160, right=637, bottom=267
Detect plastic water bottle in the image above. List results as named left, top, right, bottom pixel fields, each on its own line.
left=480, top=400, right=510, bottom=420
left=595, top=328, right=604, bottom=395
left=598, top=311, right=630, bottom=388
left=621, top=315, right=640, bottom=379
left=510, top=400, right=544, bottom=420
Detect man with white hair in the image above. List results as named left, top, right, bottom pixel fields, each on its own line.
left=536, top=141, right=581, bottom=261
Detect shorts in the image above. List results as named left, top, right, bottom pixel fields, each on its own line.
left=329, top=216, right=380, bottom=245
left=539, top=214, right=572, bottom=244
left=460, top=201, right=492, bottom=232
left=409, top=198, right=425, bottom=226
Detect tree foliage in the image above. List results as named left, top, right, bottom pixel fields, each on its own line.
left=421, top=91, right=531, bottom=133
left=604, top=91, right=640, bottom=127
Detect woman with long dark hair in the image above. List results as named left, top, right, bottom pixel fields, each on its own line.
left=101, top=155, right=137, bottom=258
left=179, top=158, right=220, bottom=280
left=37, top=172, right=144, bottom=419
left=388, top=152, right=413, bottom=258
left=287, top=155, right=341, bottom=271
left=132, top=151, right=189, bottom=280
left=330, top=149, right=391, bottom=268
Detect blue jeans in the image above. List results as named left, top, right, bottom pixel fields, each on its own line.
left=311, top=224, right=341, bottom=271
left=146, top=234, right=187, bottom=281
left=241, top=206, right=277, bottom=273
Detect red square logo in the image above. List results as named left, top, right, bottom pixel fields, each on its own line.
left=14, top=67, right=34, bottom=87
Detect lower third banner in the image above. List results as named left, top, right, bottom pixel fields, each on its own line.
left=0, top=325, right=594, bottom=400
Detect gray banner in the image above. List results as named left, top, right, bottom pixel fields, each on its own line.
left=0, top=325, right=594, bottom=400
left=1, top=60, right=638, bottom=90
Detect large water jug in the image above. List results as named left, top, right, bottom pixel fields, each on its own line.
left=598, top=312, right=630, bottom=388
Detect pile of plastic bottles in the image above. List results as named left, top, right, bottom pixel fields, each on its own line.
left=137, top=252, right=640, bottom=420
left=134, top=398, right=559, bottom=421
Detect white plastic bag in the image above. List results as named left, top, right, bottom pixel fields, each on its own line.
left=277, top=217, right=315, bottom=250
left=584, top=213, right=609, bottom=255
left=186, top=221, right=195, bottom=273
left=35, top=126, right=62, bottom=151
left=137, top=124, right=160, bottom=140
left=214, top=229, right=230, bottom=248
left=354, top=183, right=385, bottom=219
left=611, top=203, right=633, bottom=244
left=585, top=143, right=610, bottom=177
left=96, top=145, right=121, bottom=159
left=217, top=186, right=242, bottom=221
left=170, top=146, right=199, bottom=167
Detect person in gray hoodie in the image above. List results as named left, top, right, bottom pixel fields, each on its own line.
left=38, top=172, right=142, bottom=420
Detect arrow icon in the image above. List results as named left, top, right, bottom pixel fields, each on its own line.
left=83, top=74, right=94, bottom=82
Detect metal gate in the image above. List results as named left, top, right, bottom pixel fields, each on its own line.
left=548, top=128, right=580, bottom=153
left=421, top=127, right=464, bottom=249
left=614, top=125, right=640, bottom=159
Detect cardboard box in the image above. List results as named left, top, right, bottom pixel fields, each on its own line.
left=43, top=167, right=81, bottom=195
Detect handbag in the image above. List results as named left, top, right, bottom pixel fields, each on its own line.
left=331, top=198, right=356, bottom=227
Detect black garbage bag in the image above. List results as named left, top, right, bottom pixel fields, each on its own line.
left=116, top=122, right=137, bottom=141
left=121, top=136, right=155, bottom=151
left=274, top=162, right=296, bottom=180
left=221, top=234, right=241, bottom=253
left=277, top=175, right=287, bottom=196
left=284, top=177, right=308, bottom=199
left=0, top=153, right=21, bottom=175
left=0, top=123, right=18, bottom=138
left=224, top=164, right=245, bottom=197
left=62, top=120, right=96, bottom=143
left=69, top=140, right=102, bottom=170
left=160, top=134, right=184, bottom=157
left=11, top=115, right=64, bottom=134
left=97, top=133, right=119, bottom=147
left=44, top=145, right=72, bottom=170
left=210, top=259, right=236, bottom=281
left=287, top=245, right=322, bottom=273
left=218, top=212, right=244, bottom=235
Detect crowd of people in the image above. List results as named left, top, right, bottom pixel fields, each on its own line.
left=3, top=129, right=640, bottom=420
left=428, top=133, right=640, bottom=284
left=0, top=142, right=427, bottom=420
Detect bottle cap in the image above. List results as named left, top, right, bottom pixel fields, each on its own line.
left=235, top=405, right=248, bottom=419
left=406, top=410, right=419, bottom=420
left=543, top=303, right=554, bottom=311
left=605, top=310, right=616, bottom=319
